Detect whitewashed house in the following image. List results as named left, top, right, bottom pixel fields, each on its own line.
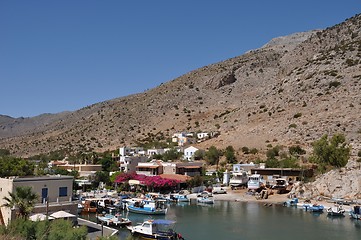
left=197, top=132, right=209, bottom=139
left=119, top=146, right=144, bottom=156
left=119, top=156, right=148, bottom=173
left=172, top=133, right=190, bottom=146
left=183, top=146, right=199, bottom=161
left=147, top=148, right=165, bottom=156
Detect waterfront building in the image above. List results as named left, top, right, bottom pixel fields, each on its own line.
left=0, top=175, right=77, bottom=226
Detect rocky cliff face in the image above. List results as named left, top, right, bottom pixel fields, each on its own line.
left=291, top=160, right=361, bottom=200
left=0, top=14, right=360, bottom=166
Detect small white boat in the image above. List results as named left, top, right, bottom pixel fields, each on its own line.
left=327, top=204, right=345, bottom=217
left=168, top=193, right=190, bottom=202
left=197, top=196, right=214, bottom=204
left=127, top=219, right=185, bottom=239
left=97, top=213, right=132, bottom=227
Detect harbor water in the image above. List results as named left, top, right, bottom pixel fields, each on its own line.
left=80, top=200, right=361, bottom=240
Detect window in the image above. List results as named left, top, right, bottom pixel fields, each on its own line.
left=59, top=187, right=68, bottom=197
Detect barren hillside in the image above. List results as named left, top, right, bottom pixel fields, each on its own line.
left=0, top=14, right=360, bottom=161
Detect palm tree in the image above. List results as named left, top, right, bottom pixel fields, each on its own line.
left=2, top=186, right=38, bottom=219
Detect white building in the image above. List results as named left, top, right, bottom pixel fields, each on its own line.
left=197, top=132, right=209, bottom=139
left=136, top=160, right=163, bottom=176
left=147, top=148, right=165, bottom=156
left=119, top=146, right=144, bottom=156
left=119, top=156, right=148, bottom=173
left=183, top=146, right=199, bottom=161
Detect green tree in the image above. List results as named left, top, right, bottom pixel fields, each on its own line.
left=186, top=175, right=203, bottom=188
left=205, top=146, right=220, bottom=166
left=91, top=171, right=110, bottom=189
left=289, top=145, right=306, bottom=156
left=265, top=158, right=280, bottom=168
left=0, top=218, right=87, bottom=240
left=2, top=186, right=38, bottom=219
left=266, top=146, right=281, bottom=159
left=310, top=134, right=351, bottom=172
left=194, top=150, right=205, bottom=160
left=279, top=156, right=300, bottom=168
left=162, top=148, right=182, bottom=161
left=0, top=157, right=35, bottom=177
left=0, top=149, right=10, bottom=157
left=224, top=145, right=236, bottom=164
left=99, top=156, right=118, bottom=172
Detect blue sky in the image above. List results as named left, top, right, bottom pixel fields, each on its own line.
left=1, top=1, right=360, bottom=118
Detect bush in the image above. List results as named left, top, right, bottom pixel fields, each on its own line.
left=293, top=113, right=302, bottom=118
left=329, top=81, right=341, bottom=88
left=241, top=147, right=249, bottom=154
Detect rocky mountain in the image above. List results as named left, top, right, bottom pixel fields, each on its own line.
left=0, top=14, right=361, bottom=164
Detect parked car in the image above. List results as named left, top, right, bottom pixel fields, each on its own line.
left=212, top=187, right=227, bottom=194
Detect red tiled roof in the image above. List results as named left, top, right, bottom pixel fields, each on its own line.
left=159, top=174, right=190, bottom=182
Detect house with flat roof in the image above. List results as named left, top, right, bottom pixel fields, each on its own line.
left=119, top=156, right=148, bottom=173
left=136, top=160, right=164, bottom=176
left=56, top=163, right=102, bottom=178
left=0, top=175, right=77, bottom=226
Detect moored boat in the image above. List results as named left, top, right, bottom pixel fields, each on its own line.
left=97, top=213, right=132, bottom=227
left=168, top=193, right=190, bottom=203
left=283, top=198, right=298, bottom=207
left=127, top=219, right=185, bottom=239
left=197, top=196, right=214, bottom=204
left=127, top=199, right=167, bottom=215
left=350, top=205, right=361, bottom=220
left=327, top=204, right=345, bottom=217
left=303, top=203, right=324, bottom=212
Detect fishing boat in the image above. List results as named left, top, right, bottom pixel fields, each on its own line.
left=327, top=204, right=345, bottom=217
left=229, top=171, right=248, bottom=189
left=271, top=178, right=289, bottom=194
left=303, top=203, right=324, bottom=212
left=127, top=199, right=167, bottom=215
left=97, top=213, right=132, bottom=227
left=247, top=173, right=265, bottom=190
left=350, top=205, right=361, bottom=220
left=283, top=198, right=298, bottom=207
left=127, top=219, right=185, bottom=240
left=197, top=196, right=214, bottom=204
left=168, top=193, right=190, bottom=203
left=81, top=197, right=114, bottom=213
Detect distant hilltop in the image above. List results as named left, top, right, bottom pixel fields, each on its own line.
left=0, top=14, right=360, bottom=159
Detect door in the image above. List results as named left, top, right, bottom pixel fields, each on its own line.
left=42, top=188, right=48, bottom=202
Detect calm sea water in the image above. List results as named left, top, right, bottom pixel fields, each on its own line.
left=82, top=200, right=361, bottom=240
